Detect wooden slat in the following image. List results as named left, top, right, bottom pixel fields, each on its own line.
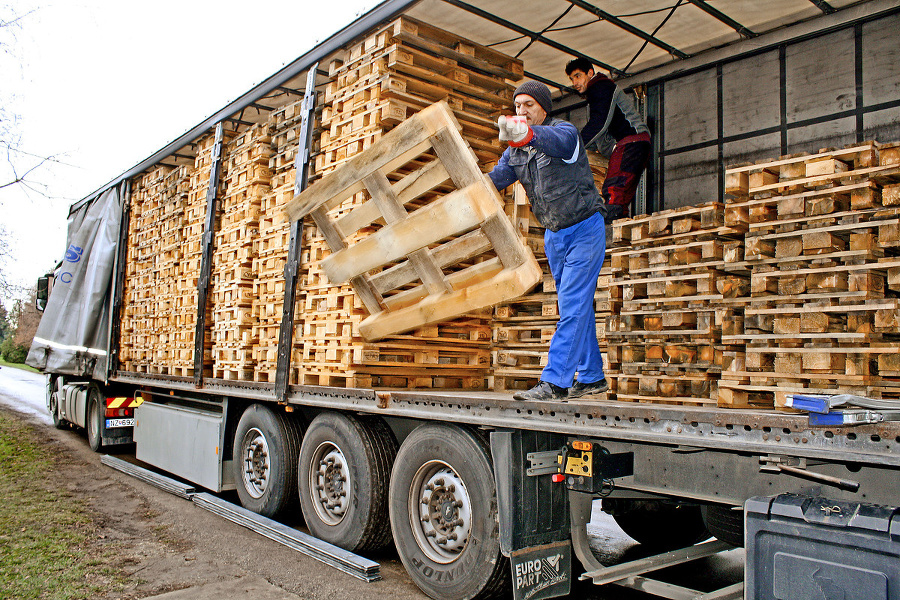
left=320, top=180, right=499, bottom=283
left=285, top=102, right=462, bottom=221
left=363, top=171, right=451, bottom=295
left=370, top=229, right=492, bottom=294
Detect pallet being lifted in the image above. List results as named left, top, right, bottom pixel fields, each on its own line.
left=285, top=100, right=541, bottom=342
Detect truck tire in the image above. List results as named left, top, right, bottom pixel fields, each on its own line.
left=298, top=412, right=397, bottom=552
left=701, top=504, right=744, bottom=548
left=46, top=375, right=65, bottom=429
left=389, top=423, right=509, bottom=600
left=86, top=386, right=105, bottom=452
left=233, top=404, right=303, bottom=518
left=606, top=499, right=711, bottom=551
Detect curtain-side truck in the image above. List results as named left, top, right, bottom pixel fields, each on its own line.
left=28, top=74, right=899, bottom=600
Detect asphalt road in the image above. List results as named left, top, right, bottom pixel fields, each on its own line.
left=0, top=365, right=744, bottom=599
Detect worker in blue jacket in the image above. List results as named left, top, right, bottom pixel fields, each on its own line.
left=489, top=80, right=608, bottom=401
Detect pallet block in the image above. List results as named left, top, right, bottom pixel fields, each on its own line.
left=285, top=101, right=541, bottom=341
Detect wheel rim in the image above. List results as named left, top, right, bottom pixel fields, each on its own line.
left=409, top=460, right=473, bottom=564
left=88, top=398, right=99, bottom=440
left=45, top=377, right=55, bottom=413
left=48, top=388, right=58, bottom=421
left=308, top=441, right=351, bottom=526
left=241, top=427, right=271, bottom=499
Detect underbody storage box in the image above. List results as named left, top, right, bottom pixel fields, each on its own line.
left=745, top=493, right=900, bottom=600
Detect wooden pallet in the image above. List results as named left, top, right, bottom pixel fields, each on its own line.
left=285, top=100, right=541, bottom=341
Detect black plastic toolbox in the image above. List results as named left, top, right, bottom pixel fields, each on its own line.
left=745, top=493, right=900, bottom=600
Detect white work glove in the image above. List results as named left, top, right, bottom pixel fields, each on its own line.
left=497, top=115, right=532, bottom=146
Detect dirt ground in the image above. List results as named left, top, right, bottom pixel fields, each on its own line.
left=4, top=406, right=428, bottom=600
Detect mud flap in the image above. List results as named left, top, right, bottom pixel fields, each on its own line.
left=491, top=429, right=572, bottom=600
left=510, top=540, right=572, bottom=600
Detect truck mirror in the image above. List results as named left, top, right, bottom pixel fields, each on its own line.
left=36, top=275, right=53, bottom=312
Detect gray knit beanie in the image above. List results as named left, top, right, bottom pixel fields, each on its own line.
left=513, top=81, right=552, bottom=114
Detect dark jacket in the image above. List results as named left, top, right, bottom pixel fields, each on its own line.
left=488, top=117, right=605, bottom=232
left=580, top=73, right=649, bottom=153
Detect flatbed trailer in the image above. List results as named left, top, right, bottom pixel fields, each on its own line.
left=27, top=2, right=900, bottom=599
left=37, top=364, right=900, bottom=600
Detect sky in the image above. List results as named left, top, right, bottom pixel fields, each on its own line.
left=0, top=0, right=375, bottom=307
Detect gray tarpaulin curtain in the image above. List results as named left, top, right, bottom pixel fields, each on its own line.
left=27, top=185, right=122, bottom=379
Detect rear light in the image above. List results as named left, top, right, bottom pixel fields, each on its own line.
left=105, top=397, right=138, bottom=418
left=551, top=474, right=565, bottom=483
left=105, top=407, right=134, bottom=418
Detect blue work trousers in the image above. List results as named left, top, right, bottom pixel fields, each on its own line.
left=541, top=211, right=606, bottom=388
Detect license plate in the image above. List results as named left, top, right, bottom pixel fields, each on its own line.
left=106, top=418, right=135, bottom=428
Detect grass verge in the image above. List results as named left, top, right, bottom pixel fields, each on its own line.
left=0, top=410, right=124, bottom=599
left=0, top=358, right=41, bottom=373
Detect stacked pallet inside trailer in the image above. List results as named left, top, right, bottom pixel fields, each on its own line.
left=154, top=165, right=193, bottom=373
left=120, top=164, right=193, bottom=374
left=719, top=141, right=900, bottom=406
left=605, top=203, right=749, bottom=406
left=295, top=16, right=522, bottom=389
left=251, top=99, right=307, bottom=382
left=120, top=166, right=165, bottom=373
left=171, top=133, right=229, bottom=378
left=210, top=124, right=273, bottom=380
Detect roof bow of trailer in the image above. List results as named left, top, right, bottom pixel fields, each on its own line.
left=81, top=0, right=893, bottom=202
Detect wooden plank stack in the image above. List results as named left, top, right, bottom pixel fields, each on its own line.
left=287, top=17, right=522, bottom=389
left=606, top=203, right=749, bottom=406
left=317, top=15, right=519, bottom=174
left=119, top=163, right=195, bottom=374
left=210, top=124, right=273, bottom=380
left=720, top=141, right=900, bottom=406
left=120, top=166, right=166, bottom=372
left=153, top=165, right=193, bottom=373
left=170, top=132, right=232, bottom=378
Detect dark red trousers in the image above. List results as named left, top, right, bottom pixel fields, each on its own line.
left=601, top=132, right=651, bottom=220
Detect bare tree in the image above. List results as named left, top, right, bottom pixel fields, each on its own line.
left=0, top=223, right=18, bottom=300
left=0, top=4, right=59, bottom=196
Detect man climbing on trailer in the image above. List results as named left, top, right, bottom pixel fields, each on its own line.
left=488, top=81, right=608, bottom=402
left=566, top=57, right=651, bottom=221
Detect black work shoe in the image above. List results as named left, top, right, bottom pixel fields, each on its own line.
left=568, top=378, right=609, bottom=398
left=513, top=381, right=568, bottom=401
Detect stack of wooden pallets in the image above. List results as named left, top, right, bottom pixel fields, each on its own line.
left=317, top=15, right=519, bottom=174
left=167, top=132, right=229, bottom=378
left=152, top=165, right=193, bottom=374
left=210, top=124, right=272, bottom=380
left=720, top=141, right=900, bottom=406
left=251, top=99, right=307, bottom=382
left=120, top=166, right=166, bottom=372
left=121, top=164, right=194, bottom=374
left=606, top=203, right=749, bottom=406
left=292, top=17, right=522, bottom=389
